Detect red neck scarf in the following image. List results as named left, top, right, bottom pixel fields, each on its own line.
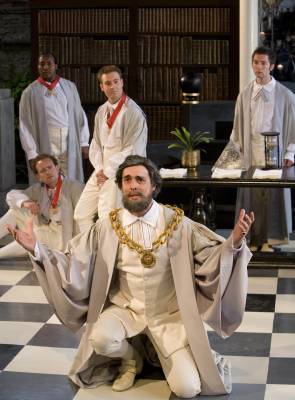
left=37, top=75, right=61, bottom=91
left=107, top=93, right=127, bottom=129
left=47, top=175, right=62, bottom=209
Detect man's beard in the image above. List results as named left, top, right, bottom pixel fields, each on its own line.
left=122, top=191, right=153, bottom=213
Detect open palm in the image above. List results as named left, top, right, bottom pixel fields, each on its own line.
left=6, top=218, right=36, bottom=253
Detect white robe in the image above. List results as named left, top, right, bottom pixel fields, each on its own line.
left=30, top=204, right=252, bottom=395
left=19, top=78, right=89, bottom=183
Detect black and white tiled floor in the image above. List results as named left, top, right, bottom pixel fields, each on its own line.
left=0, top=258, right=295, bottom=400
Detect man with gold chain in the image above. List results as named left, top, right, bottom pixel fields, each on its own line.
left=8, top=155, right=254, bottom=397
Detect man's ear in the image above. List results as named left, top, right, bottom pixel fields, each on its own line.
left=270, top=63, right=275, bottom=72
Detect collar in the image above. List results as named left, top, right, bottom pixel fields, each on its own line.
left=107, top=98, right=121, bottom=111
left=122, top=200, right=159, bottom=228
left=253, top=77, right=276, bottom=96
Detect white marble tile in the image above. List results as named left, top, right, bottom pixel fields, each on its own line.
left=0, top=321, right=43, bottom=345
left=46, top=314, right=62, bottom=324
left=264, top=384, right=295, bottom=400
left=278, top=269, right=295, bottom=278
left=247, top=277, right=277, bottom=294
left=0, top=285, right=48, bottom=304
left=275, top=294, right=295, bottom=313
left=73, top=380, right=170, bottom=400
left=0, top=270, right=30, bottom=285
left=270, top=334, right=295, bottom=358
left=236, top=312, right=274, bottom=333
left=226, top=356, right=269, bottom=384
left=4, top=345, right=76, bottom=374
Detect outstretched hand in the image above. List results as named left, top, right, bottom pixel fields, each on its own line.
left=6, top=218, right=36, bottom=253
left=232, top=209, right=255, bottom=248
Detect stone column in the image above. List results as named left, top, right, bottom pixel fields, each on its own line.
left=0, top=89, right=15, bottom=215
left=240, top=0, right=259, bottom=91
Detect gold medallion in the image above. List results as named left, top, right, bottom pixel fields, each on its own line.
left=141, top=251, right=156, bottom=268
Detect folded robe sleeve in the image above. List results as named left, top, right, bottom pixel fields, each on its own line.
left=30, top=223, right=99, bottom=332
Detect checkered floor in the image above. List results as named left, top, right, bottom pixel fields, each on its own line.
left=0, top=257, right=295, bottom=400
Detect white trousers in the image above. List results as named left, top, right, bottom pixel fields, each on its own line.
left=89, top=310, right=201, bottom=398
left=0, top=209, right=29, bottom=258
left=48, top=126, right=68, bottom=177
left=74, top=171, right=122, bottom=232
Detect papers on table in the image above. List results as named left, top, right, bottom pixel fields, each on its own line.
left=211, top=167, right=243, bottom=179
left=252, top=168, right=282, bottom=179
left=159, top=168, right=187, bottom=178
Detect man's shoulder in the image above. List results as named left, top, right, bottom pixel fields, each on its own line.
left=275, top=81, right=295, bottom=98
left=62, top=178, right=85, bottom=191
left=125, top=97, right=145, bottom=114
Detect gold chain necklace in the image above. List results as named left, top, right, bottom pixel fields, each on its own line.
left=109, top=205, right=184, bottom=268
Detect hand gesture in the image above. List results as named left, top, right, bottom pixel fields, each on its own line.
left=232, top=209, right=255, bottom=248
left=283, top=159, right=294, bottom=167
left=96, top=169, right=108, bottom=185
left=6, top=218, right=36, bottom=253
left=22, top=200, right=40, bottom=215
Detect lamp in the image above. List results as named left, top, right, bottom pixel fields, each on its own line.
left=261, top=131, right=280, bottom=169
left=179, top=71, right=202, bottom=104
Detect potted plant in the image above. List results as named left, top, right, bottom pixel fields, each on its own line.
left=168, top=127, right=212, bottom=168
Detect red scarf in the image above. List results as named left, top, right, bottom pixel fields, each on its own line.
left=37, top=75, right=61, bottom=91
left=107, top=93, right=127, bottom=129
left=47, top=175, right=62, bottom=209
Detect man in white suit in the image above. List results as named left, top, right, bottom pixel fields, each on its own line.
left=8, top=155, right=254, bottom=397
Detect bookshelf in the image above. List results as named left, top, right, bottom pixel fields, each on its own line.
left=30, top=0, right=239, bottom=142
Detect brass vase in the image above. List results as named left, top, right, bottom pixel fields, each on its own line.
left=181, top=150, right=200, bottom=168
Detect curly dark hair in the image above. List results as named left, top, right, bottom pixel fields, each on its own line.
left=116, top=155, right=162, bottom=198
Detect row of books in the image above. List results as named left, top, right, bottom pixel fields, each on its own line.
left=38, top=8, right=129, bottom=34
left=137, top=66, right=229, bottom=103
left=137, top=36, right=230, bottom=65
left=39, top=36, right=129, bottom=65
left=37, top=7, right=230, bottom=34
left=138, top=8, right=231, bottom=33
left=142, top=106, right=182, bottom=141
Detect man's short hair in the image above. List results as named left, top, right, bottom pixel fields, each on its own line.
left=116, top=155, right=162, bottom=198
left=252, top=46, right=276, bottom=65
left=97, top=65, right=123, bottom=83
left=39, top=53, right=58, bottom=64
left=30, top=154, right=58, bottom=174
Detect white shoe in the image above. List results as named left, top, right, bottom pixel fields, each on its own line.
left=112, top=355, right=143, bottom=392
left=261, top=243, right=274, bottom=252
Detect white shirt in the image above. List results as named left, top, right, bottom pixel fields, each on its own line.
left=19, top=81, right=89, bottom=160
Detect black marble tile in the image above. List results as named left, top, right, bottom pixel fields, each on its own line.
left=245, top=294, right=276, bottom=312
left=0, top=344, right=23, bottom=369
left=208, top=332, right=272, bottom=357
left=28, top=324, right=80, bottom=348
left=267, top=358, right=295, bottom=384
left=170, top=384, right=265, bottom=399
left=0, top=371, right=78, bottom=400
left=273, top=313, right=295, bottom=333
left=0, top=302, right=53, bottom=322
left=248, top=268, right=278, bottom=277
left=277, top=278, right=295, bottom=294
left=0, top=285, right=11, bottom=296
left=0, top=258, right=32, bottom=270
left=17, top=270, right=39, bottom=286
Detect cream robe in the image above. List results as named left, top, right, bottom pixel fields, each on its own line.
left=30, top=205, right=252, bottom=395
left=74, top=96, right=147, bottom=228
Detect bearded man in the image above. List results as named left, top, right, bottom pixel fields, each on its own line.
left=8, top=155, right=254, bottom=397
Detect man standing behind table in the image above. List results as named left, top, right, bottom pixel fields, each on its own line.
left=19, top=53, right=90, bottom=184
left=74, top=65, right=147, bottom=231
left=227, top=46, right=295, bottom=251
left=0, top=154, right=84, bottom=258
left=8, top=155, right=254, bottom=397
